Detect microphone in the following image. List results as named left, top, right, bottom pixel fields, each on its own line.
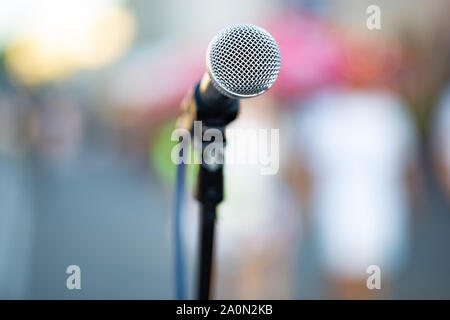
left=174, top=24, right=281, bottom=300
left=178, top=24, right=281, bottom=129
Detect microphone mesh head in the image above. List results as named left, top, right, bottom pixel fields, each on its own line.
left=206, top=24, right=281, bottom=98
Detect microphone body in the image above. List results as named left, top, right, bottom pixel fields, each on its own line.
left=178, top=73, right=238, bottom=131
left=178, top=23, right=281, bottom=130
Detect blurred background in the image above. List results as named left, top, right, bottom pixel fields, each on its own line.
left=0, top=0, right=450, bottom=299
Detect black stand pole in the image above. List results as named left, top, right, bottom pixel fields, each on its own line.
left=196, top=158, right=224, bottom=300
left=197, top=203, right=217, bottom=300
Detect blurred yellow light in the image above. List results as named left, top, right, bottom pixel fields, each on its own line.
left=75, top=6, right=136, bottom=69
left=4, top=2, right=136, bottom=85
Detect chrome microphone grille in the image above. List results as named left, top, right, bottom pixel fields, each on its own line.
left=206, top=24, right=281, bottom=99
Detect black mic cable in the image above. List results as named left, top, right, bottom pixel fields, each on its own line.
left=174, top=149, right=186, bottom=299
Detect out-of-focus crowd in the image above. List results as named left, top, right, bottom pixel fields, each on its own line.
left=0, top=0, right=450, bottom=299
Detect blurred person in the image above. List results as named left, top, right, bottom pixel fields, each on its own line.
left=285, top=87, right=419, bottom=299
left=30, top=90, right=84, bottom=166
left=428, top=3, right=450, bottom=202
left=0, top=91, right=21, bottom=156
left=168, top=99, right=301, bottom=299
left=0, top=89, right=34, bottom=298
left=213, top=99, right=300, bottom=299
left=431, top=84, right=450, bottom=201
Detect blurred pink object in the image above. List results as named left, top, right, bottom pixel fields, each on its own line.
left=339, top=34, right=404, bottom=89
left=106, top=39, right=205, bottom=119
left=263, top=10, right=347, bottom=101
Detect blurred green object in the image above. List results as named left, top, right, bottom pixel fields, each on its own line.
left=151, top=120, right=198, bottom=188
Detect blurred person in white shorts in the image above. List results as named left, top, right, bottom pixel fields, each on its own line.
left=286, top=87, right=419, bottom=298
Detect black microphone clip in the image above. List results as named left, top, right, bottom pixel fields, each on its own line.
left=177, top=74, right=239, bottom=132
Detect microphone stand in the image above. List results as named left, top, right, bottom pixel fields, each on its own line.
left=179, top=82, right=239, bottom=300
left=195, top=146, right=223, bottom=300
